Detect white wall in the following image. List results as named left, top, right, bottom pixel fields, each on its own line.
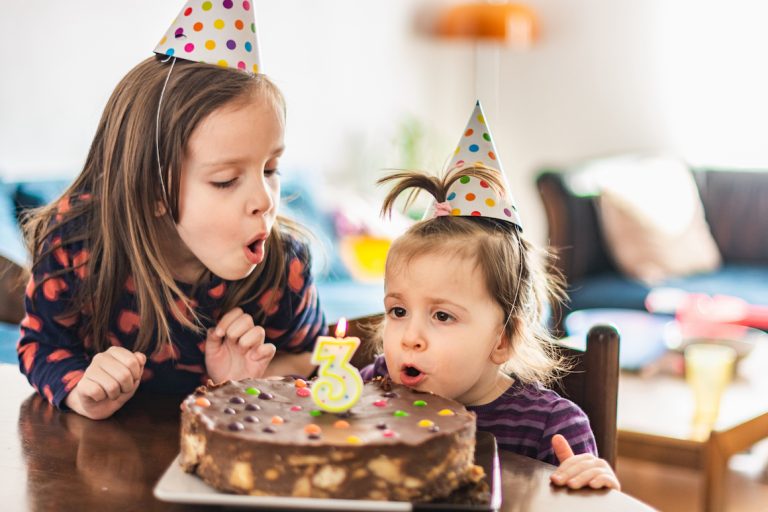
left=2, top=0, right=768, bottom=244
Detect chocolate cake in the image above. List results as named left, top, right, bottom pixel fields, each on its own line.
left=179, top=376, right=482, bottom=501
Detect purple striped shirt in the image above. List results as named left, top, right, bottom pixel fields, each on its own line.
left=360, top=355, right=597, bottom=466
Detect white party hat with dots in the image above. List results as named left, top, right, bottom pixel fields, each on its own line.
left=423, top=101, right=522, bottom=229
left=154, top=0, right=262, bottom=74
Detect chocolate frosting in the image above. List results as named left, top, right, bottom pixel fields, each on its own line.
left=183, top=376, right=475, bottom=446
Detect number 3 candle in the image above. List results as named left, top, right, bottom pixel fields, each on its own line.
left=311, top=318, right=364, bottom=413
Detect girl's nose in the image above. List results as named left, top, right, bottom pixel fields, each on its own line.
left=248, top=178, right=274, bottom=215
left=401, top=321, right=427, bottom=352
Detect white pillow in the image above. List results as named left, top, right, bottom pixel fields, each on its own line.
left=585, top=155, right=722, bottom=285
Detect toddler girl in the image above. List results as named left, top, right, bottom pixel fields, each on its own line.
left=17, top=3, right=324, bottom=420
left=361, top=102, right=620, bottom=490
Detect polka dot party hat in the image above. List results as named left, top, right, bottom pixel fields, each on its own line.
left=423, top=100, right=522, bottom=229
left=154, top=0, right=262, bottom=74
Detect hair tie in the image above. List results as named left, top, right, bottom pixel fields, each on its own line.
left=433, top=201, right=452, bottom=217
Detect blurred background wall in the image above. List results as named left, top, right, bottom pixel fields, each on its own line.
left=2, top=0, right=767, bottom=244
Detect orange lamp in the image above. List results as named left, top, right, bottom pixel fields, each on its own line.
left=436, top=2, right=538, bottom=47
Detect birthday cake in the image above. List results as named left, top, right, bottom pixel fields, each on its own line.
left=179, top=376, right=482, bottom=501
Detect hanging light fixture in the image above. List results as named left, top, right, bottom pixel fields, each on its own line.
left=436, top=2, right=538, bottom=48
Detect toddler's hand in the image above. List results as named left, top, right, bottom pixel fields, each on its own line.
left=65, top=346, right=146, bottom=420
left=205, top=307, right=276, bottom=383
left=550, top=434, right=621, bottom=491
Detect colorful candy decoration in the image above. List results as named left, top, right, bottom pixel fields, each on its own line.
left=422, top=100, right=522, bottom=230
left=310, top=318, right=364, bottom=413
left=154, top=0, right=262, bottom=74
left=188, top=379, right=460, bottom=446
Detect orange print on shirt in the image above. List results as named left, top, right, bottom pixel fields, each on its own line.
left=21, top=314, right=42, bottom=332
left=172, top=299, right=198, bottom=324
left=258, top=288, right=283, bottom=316
left=25, top=276, right=35, bottom=299
left=108, top=333, right=123, bottom=347
left=125, top=275, right=136, bottom=293
left=208, top=282, right=226, bottom=299
left=72, top=250, right=89, bottom=279
left=18, top=342, right=38, bottom=372
left=62, top=370, right=84, bottom=392
left=43, top=385, right=54, bottom=404
left=151, top=341, right=180, bottom=363
left=47, top=349, right=73, bottom=362
left=118, top=310, right=140, bottom=334
left=42, top=277, right=68, bottom=301
left=52, top=237, right=69, bottom=268
left=288, top=258, right=305, bottom=293
left=54, top=197, right=71, bottom=222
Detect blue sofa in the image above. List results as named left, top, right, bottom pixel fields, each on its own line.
left=536, top=167, right=768, bottom=331
left=0, top=175, right=384, bottom=364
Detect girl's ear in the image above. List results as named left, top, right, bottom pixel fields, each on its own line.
left=489, top=330, right=512, bottom=365
left=154, top=201, right=167, bottom=217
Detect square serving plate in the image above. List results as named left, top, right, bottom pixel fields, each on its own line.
left=154, top=431, right=501, bottom=511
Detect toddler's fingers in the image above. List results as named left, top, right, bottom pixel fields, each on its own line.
left=214, top=307, right=245, bottom=337
left=551, top=453, right=595, bottom=484
left=565, top=467, right=611, bottom=490
left=589, top=473, right=621, bottom=491
left=237, top=326, right=265, bottom=352
left=224, top=313, right=254, bottom=342
left=552, top=434, right=575, bottom=463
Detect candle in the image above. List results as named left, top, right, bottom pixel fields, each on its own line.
left=310, top=318, right=364, bottom=413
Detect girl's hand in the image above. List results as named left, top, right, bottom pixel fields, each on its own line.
left=550, top=434, right=621, bottom=491
left=65, top=346, right=146, bottom=420
left=204, top=307, right=277, bottom=383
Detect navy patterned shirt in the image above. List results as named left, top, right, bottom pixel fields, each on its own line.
left=17, top=206, right=325, bottom=409
left=360, top=355, right=598, bottom=465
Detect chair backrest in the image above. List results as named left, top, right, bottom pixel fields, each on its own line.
left=332, top=315, right=620, bottom=469
left=553, top=324, right=620, bottom=468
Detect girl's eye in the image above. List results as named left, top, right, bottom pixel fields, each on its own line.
left=212, top=178, right=237, bottom=189
left=388, top=306, right=407, bottom=318
left=434, top=311, right=454, bottom=322
left=264, top=168, right=281, bottom=178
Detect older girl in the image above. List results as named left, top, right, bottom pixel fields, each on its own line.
left=18, top=25, right=324, bottom=419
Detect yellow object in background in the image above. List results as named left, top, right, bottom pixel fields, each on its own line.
left=684, top=343, right=737, bottom=439
left=339, top=235, right=391, bottom=282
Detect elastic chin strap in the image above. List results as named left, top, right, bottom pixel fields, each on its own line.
left=155, top=56, right=176, bottom=216
left=500, top=231, right=525, bottom=340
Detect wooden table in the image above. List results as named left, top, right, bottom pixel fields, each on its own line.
left=618, top=341, right=768, bottom=512
left=0, top=365, right=652, bottom=512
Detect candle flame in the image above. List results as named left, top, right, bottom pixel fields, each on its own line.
left=335, top=317, right=347, bottom=338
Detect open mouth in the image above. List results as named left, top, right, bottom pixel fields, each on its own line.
left=243, top=238, right=265, bottom=265
left=399, top=364, right=426, bottom=387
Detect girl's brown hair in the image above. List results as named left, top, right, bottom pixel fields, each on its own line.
left=22, top=56, right=300, bottom=354
left=378, top=166, right=568, bottom=385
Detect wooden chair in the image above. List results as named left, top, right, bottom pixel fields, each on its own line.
left=331, top=315, right=620, bottom=468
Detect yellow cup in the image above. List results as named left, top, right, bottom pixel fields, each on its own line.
left=684, top=343, right=737, bottom=430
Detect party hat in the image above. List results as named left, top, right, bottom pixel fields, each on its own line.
left=423, top=101, right=522, bottom=229
left=154, top=0, right=262, bottom=74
